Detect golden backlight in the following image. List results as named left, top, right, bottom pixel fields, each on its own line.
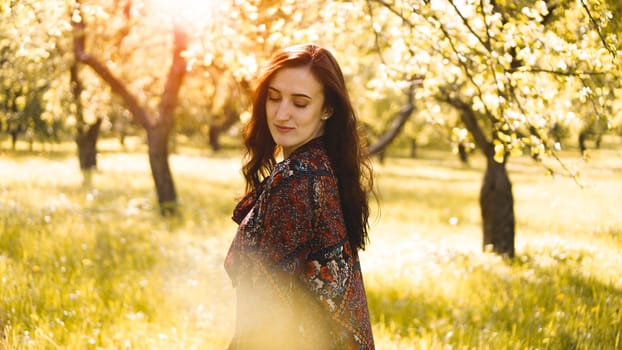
left=146, top=0, right=222, bottom=26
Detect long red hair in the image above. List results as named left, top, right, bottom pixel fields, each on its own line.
left=242, top=44, right=373, bottom=251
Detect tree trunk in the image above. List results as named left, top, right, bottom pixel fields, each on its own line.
left=595, top=134, right=602, bottom=149
left=71, top=59, right=101, bottom=171
left=446, top=95, right=516, bottom=258
left=480, top=157, right=516, bottom=258
left=148, top=28, right=187, bottom=214
left=147, top=123, right=177, bottom=215
left=208, top=97, right=242, bottom=152
left=410, top=138, right=417, bottom=158
left=578, top=130, right=588, bottom=155
left=76, top=118, right=102, bottom=170
left=10, top=131, right=18, bottom=150
left=458, top=143, right=469, bottom=164
left=208, top=125, right=221, bottom=151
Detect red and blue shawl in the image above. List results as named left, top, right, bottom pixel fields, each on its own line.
left=224, top=137, right=375, bottom=350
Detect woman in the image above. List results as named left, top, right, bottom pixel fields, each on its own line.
left=224, top=44, right=375, bottom=350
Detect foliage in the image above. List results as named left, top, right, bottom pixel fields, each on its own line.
left=353, top=0, right=622, bottom=256
left=0, top=0, right=72, bottom=145
left=2, top=0, right=621, bottom=153
left=1, top=142, right=621, bottom=349
left=363, top=0, right=621, bottom=162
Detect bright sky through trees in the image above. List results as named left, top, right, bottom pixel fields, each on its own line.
left=145, top=0, right=224, bottom=27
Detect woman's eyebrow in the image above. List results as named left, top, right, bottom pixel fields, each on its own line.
left=268, top=86, right=311, bottom=100
left=292, top=93, right=312, bottom=100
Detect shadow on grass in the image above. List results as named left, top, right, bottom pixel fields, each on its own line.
left=376, top=175, right=480, bottom=226
left=367, top=252, right=622, bottom=349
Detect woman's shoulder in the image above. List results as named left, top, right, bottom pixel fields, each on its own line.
left=287, top=139, right=334, bottom=176
left=289, top=154, right=332, bottom=177
left=268, top=141, right=336, bottom=195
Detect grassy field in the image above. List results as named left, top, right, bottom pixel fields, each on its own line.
left=1, top=139, right=621, bottom=349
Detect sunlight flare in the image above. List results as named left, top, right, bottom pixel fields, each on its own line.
left=146, top=0, right=223, bottom=26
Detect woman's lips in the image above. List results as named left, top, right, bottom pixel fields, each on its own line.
left=275, top=125, right=295, bottom=132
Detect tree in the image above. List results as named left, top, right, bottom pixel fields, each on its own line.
left=175, top=62, right=246, bottom=151
left=364, top=0, right=620, bottom=257
left=72, top=0, right=189, bottom=214
left=70, top=60, right=103, bottom=170
left=0, top=0, right=68, bottom=150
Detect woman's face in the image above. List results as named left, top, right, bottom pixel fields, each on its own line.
left=265, top=66, right=331, bottom=158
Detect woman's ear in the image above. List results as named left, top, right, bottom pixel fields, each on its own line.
left=321, top=106, right=334, bottom=120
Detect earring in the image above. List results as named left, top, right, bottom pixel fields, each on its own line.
left=321, top=114, right=331, bottom=120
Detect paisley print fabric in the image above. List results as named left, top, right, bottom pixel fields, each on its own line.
left=224, top=137, right=375, bottom=350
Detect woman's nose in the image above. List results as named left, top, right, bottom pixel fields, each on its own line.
left=274, top=102, right=291, bottom=120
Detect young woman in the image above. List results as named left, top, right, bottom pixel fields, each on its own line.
left=225, top=43, right=375, bottom=350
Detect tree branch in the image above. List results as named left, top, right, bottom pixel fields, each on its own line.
left=435, top=19, right=496, bottom=126
left=368, top=80, right=419, bottom=155
left=440, top=93, right=493, bottom=158
left=448, top=0, right=490, bottom=51
left=158, top=27, right=188, bottom=128
left=477, top=0, right=506, bottom=118
left=580, top=0, right=616, bottom=58
left=506, top=67, right=607, bottom=76
left=368, top=0, right=416, bottom=27
left=72, top=0, right=150, bottom=129
left=365, top=0, right=388, bottom=66
left=69, top=61, right=85, bottom=131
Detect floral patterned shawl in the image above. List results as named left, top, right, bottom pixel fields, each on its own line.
left=224, top=138, right=375, bottom=350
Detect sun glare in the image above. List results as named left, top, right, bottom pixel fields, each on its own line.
left=146, top=0, right=223, bottom=26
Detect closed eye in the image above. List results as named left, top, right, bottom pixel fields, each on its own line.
left=267, top=87, right=281, bottom=102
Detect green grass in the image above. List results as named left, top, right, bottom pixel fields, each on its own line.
left=1, top=141, right=621, bottom=349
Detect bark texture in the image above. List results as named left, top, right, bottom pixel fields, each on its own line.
left=447, top=96, right=517, bottom=257
left=76, top=118, right=102, bottom=170
left=480, top=157, right=516, bottom=257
